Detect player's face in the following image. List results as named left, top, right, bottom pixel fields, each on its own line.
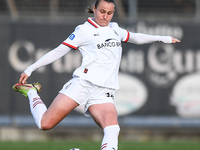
left=93, top=0, right=115, bottom=27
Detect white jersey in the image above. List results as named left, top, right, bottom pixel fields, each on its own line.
left=62, top=18, right=130, bottom=90
left=24, top=18, right=172, bottom=90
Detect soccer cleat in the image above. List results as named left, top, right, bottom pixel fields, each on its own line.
left=12, top=82, right=41, bottom=97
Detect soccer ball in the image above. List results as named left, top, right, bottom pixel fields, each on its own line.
left=70, top=148, right=81, bottom=150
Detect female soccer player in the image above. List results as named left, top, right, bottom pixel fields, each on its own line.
left=13, top=0, right=180, bottom=149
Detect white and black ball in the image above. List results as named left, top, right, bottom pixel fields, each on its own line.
left=70, top=148, right=81, bottom=150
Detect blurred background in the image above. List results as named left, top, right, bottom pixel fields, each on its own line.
left=1, top=0, right=200, bottom=142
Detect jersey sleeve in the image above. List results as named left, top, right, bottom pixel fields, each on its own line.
left=62, top=25, right=87, bottom=50
left=119, top=28, right=130, bottom=43
left=128, top=32, right=172, bottom=44
left=115, top=23, right=172, bottom=44
left=116, top=26, right=130, bottom=43
left=24, top=44, right=71, bottom=76
left=110, top=22, right=130, bottom=43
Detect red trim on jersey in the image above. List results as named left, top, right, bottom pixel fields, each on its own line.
left=124, top=30, right=130, bottom=43
left=62, top=42, right=77, bottom=50
left=87, top=18, right=99, bottom=28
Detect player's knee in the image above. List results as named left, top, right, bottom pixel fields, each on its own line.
left=40, top=121, right=54, bottom=130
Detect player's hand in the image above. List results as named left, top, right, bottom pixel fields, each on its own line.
left=19, top=72, right=29, bottom=85
left=172, top=37, right=180, bottom=43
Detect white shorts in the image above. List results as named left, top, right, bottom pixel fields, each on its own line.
left=59, top=76, right=115, bottom=117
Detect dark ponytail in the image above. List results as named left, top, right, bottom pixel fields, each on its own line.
left=86, top=7, right=94, bottom=14
left=86, top=0, right=115, bottom=14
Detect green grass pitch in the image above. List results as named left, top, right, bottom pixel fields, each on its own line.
left=1, top=141, right=200, bottom=150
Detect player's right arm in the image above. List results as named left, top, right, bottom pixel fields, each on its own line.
left=19, top=72, right=29, bottom=85
left=19, top=25, right=85, bottom=85
left=19, top=44, right=72, bottom=85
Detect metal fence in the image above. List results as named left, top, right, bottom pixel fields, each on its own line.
left=1, top=0, right=199, bottom=21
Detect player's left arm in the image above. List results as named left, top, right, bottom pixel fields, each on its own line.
left=128, top=32, right=180, bottom=44
left=171, top=37, right=180, bottom=43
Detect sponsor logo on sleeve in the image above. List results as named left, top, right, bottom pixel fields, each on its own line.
left=69, top=34, right=75, bottom=40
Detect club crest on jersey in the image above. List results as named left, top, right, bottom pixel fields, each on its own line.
left=69, top=34, right=75, bottom=40
left=97, top=38, right=121, bottom=49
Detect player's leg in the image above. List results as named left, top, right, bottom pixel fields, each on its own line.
left=26, top=89, right=79, bottom=130
left=13, top=83, right=79, bottom=130
left=89, top=103, right=118, bottom=128
left=13, top=83, right=46, bottom=129
left=89, top=103, right=120, bottom=150
left=41, top=93, right=79, bottom=130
